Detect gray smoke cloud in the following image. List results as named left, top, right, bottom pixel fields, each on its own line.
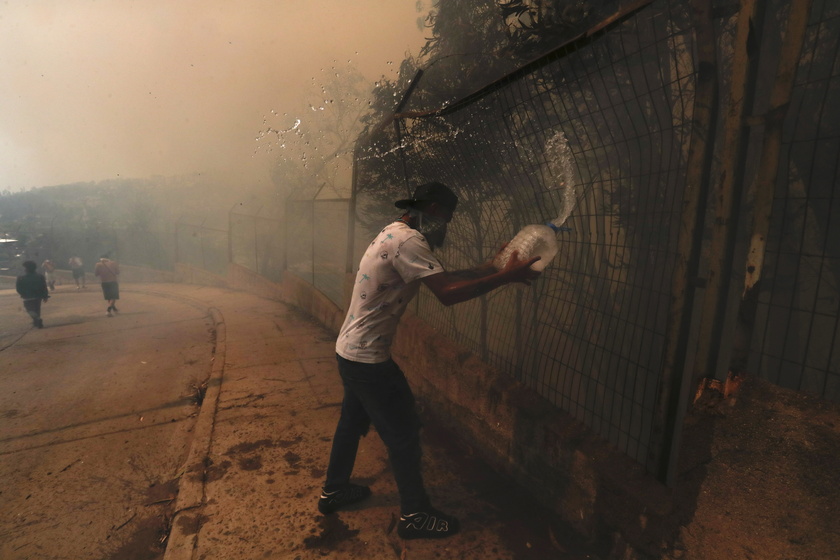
left=0, top=1, right=427, bottom=191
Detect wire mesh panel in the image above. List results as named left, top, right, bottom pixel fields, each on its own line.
left=230, top=211, right=258, bottom=272
left=748, top=3, right=840, bottom=402
left=312, top=199, right=349, bottom=307
left=116, top=226, right=174, bottom=271
left=285, top=200, right=315, bottom=285
left=254, top=215, right=285, bottom=282
left=175, top=219, right=228, bottom=276
left=284, top=198, right=349, bottom=307
left=230, top=204, right=285, bottom=283
left=354, top=0, right=696, bottom=469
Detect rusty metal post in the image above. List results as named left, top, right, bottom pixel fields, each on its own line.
left=738, top=0, right=814, bottom=370
left=653, top=0, right=719, bottom=484
left=743, top=0, right=813, bottom=296
left=692, top=0, right=764, bottom=384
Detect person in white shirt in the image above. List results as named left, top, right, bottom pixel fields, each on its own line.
left=319, top=182, right=540, bottom=540
left=69, top=256, right=86, bottom=289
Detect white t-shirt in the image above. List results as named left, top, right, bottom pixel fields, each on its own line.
left=336, top=221, right=444, bottom=363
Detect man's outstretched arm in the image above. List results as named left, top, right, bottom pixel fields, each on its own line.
left=421, top=251, right=540, bottom=307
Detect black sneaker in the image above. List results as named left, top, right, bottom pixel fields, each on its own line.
left=317, top=484, right=371, bottom=514
left=397, top=507, right=460, bottom=539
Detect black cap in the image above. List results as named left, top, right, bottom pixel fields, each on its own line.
left=395, top=182, right=458, bottom=220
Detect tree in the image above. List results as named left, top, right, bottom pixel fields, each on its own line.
left=263, top=64, right=372, bottom=201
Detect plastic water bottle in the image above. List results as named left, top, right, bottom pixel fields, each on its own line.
left=493, top=222, right=569, bottom=272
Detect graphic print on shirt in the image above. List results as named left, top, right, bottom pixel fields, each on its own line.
left=367, top=301, right=391, bottom=313
left=336, top=221, right=444, bottom=363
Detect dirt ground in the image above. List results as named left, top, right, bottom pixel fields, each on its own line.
left=663, top=374, right=840, bottom=560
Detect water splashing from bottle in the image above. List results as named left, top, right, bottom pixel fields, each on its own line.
left=543, top=130, right=577, bottom=228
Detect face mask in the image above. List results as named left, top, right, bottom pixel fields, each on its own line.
left=410, top=209, right=448, bottom=249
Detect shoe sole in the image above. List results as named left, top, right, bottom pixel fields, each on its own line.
left=397, top=529, right=460, bottom=540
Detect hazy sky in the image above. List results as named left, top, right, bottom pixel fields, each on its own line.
left=0, top=1, right=429, bottom=191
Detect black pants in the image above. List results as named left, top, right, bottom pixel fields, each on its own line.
left=23, top=299, right=42, bottom=325
left=325, top=355, right=429, bottom=513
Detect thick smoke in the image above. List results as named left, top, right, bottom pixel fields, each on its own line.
left=0, top=1, right=427, bottom=192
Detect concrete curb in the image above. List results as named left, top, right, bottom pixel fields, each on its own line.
left=163, top=306, right=226, bottom=560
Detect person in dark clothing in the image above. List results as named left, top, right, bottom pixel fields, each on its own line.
left=16, top=260, right=50, bottom=328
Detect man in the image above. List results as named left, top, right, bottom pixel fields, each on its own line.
left=41, top=259, right=56, bottom=291
left=94, top=256, right=120, bottom=316
left=69, top=256, right=86, bottom=289
left=16, top=260, right=50, bottom=328
left=319, top=182, right=540, bottom=540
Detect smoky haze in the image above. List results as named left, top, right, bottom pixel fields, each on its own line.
left=0, top=1, right=428, bottom=192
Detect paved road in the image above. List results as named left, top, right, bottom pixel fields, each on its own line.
left=0, top=284, right=213, bottom=560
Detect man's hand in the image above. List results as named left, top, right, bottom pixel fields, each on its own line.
left=499, top=249, right=541, bottom=285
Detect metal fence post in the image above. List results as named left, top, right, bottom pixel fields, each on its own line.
left=228, top=203, right=236, bottom=265
left=253, top=210, right=260, bottom=274
left=654, top=0, right=720, bottom=484
left=738, top=0, right=815, bottom=381
left=692, top=0, right=767, bottom=388
left=174, top=217, right=181, bottom=264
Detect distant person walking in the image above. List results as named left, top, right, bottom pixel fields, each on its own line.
left=41, top=259, right=56, bottom=291
left=16, top=260, right=50, bottom=328
left=94, top=256, right=120, bottom=316
left=69, top=256, right=86, bottom=289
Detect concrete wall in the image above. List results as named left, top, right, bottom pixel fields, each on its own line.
left=391, top=312, right=672, bottom=553
left=221, top=263, right=344, bottom=332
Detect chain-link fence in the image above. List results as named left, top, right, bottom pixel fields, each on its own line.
left=355, top=0, right=696, bottom=476
left=229, top=200, right=285, bottom=283
left=352, top=0, right=840, bottom=481
left=283, top=183, right=350, bottom=308
left=745, top=1, right=840, bottom=401
left=174, top=215, right=228, bottom=277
